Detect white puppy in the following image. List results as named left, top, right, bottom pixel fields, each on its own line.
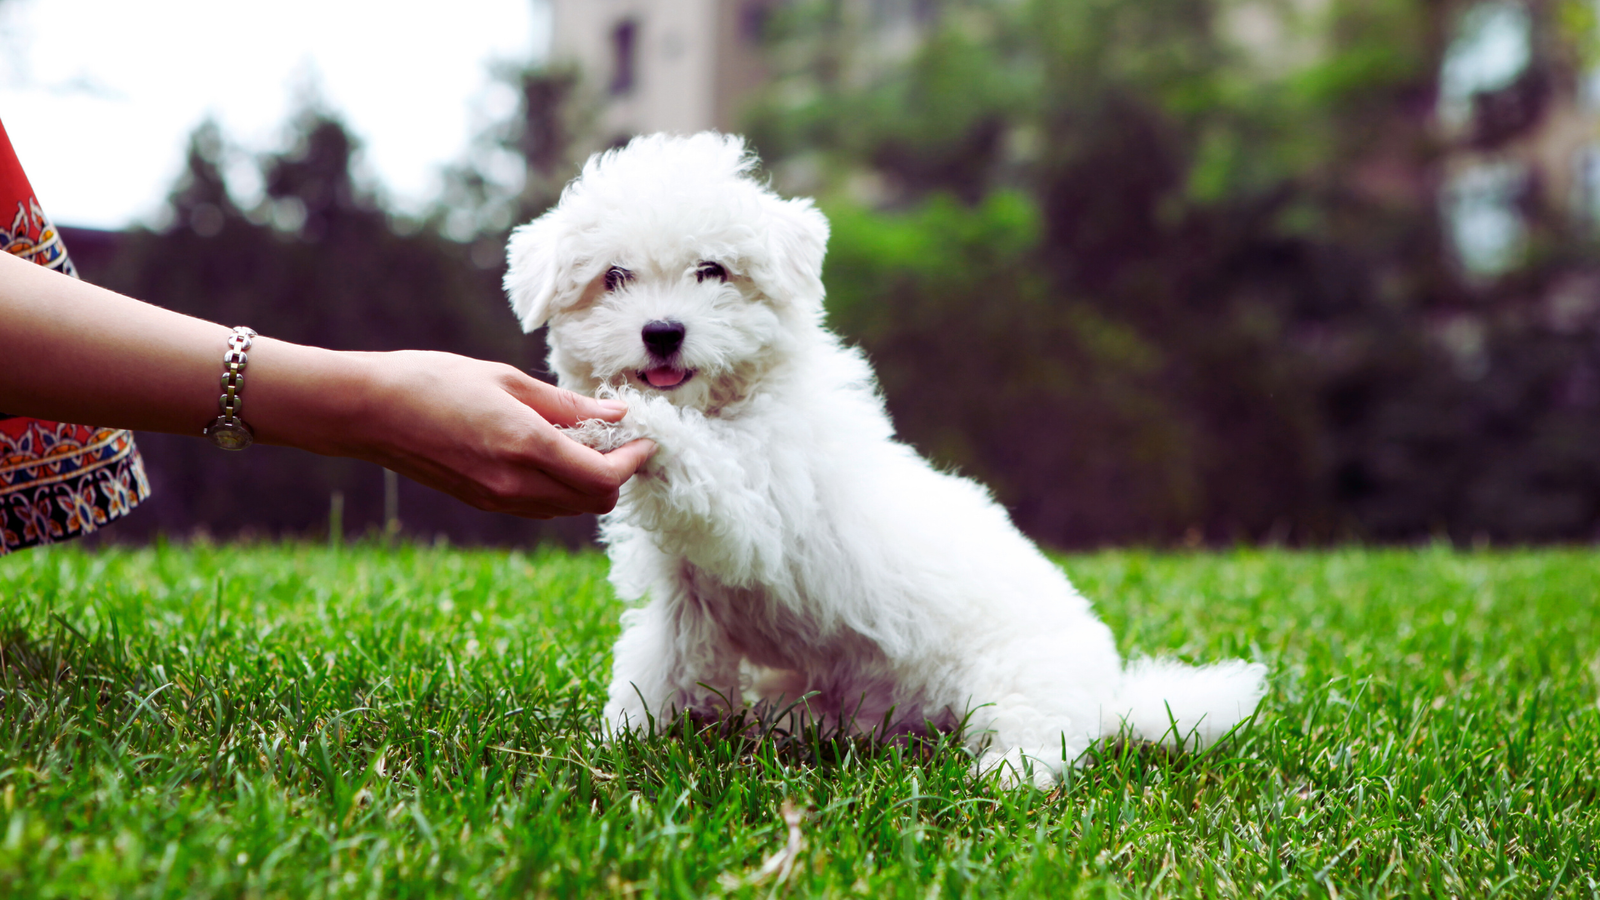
left=506, top=132, right=1265, bottom=787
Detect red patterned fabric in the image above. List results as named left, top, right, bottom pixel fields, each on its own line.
left=1, top=117, right=150, bottom=555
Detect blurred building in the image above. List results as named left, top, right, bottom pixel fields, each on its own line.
left=549, top=0, right=772, bottom=140
left=549, top=0, right=932, bottom=141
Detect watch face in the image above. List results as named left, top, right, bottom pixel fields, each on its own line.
left=207, top=420, right=254, bottom=451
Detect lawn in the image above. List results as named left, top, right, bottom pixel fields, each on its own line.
left=1, top=541, right=1597, bottom=898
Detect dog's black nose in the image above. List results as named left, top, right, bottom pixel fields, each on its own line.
left=642, top=320, right=686, bottom=357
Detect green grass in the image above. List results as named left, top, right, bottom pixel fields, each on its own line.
left=1, top=542, right=1597, bottom=898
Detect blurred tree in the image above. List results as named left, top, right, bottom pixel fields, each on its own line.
left=825, top=193, right=1204, bottom=543
left=435, top=66, right=585, bottom=246
left=745, top=0, right=1600, bottom=546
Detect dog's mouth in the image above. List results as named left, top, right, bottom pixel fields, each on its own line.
left=639, top=366, right=694, bottom=390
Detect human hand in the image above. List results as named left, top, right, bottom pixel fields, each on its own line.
left=269, top=349, right=656, bottom=518
left=0, top=256, right=651, bottom=519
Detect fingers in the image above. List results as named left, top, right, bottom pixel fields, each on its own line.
left=521, top=439, right=652, bottom=515
left=519, top=375, right=628, bottom=427
left=506, top=439, right=652, bottom=518
left=599, top=438, right=657, bottom=477
left=525, top=414, right=648, bottom=486
left=505, top=436, right=654, bottom=518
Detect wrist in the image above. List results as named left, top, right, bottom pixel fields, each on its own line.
left=242, top=340, right=380, bottom=457
left=201, top=327, right=258, bottom=450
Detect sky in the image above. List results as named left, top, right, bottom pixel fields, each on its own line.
left=0, top=0, right=551, bottom=229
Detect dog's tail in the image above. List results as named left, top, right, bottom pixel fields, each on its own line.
left=1103, top=657, right=1267, bottom=750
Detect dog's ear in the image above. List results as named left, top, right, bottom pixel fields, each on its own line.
left=504, top=212, right=567, bottom=332
left=756, top=195, right=829, bottom=309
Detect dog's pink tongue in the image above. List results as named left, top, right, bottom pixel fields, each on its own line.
left=646, top=367, right=687, bottom=388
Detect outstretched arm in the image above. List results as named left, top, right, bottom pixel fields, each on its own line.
left=0, top=251, right=654, bottom=519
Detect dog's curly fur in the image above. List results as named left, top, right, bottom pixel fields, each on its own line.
left=505, top=132, right=1266, bottom=787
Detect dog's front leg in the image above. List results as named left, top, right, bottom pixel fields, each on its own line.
left=602, top=593, right=742, bottom=735
left=619, top=400, right=790, bottom=588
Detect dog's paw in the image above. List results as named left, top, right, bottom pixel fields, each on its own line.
left=614, top=388, right=688, bottom=439
left=561, top=384, right=675, bottom=453
left=579, top=386, right=700, bottom=484
left=561, top=417, right=641, bottom=453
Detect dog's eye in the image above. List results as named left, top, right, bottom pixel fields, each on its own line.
left=695, top=261, right=728, bottom=284
left=604, top=266, right=633, bottom=292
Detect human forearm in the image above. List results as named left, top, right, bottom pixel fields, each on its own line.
left=0, top=249, right=245, bottom=434
left=0, top=251, right=654, bottom=517
left=0, top=253, right=404, bottom=456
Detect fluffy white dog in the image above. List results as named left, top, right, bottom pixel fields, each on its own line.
left=505, top=132, right=1266, bottom=787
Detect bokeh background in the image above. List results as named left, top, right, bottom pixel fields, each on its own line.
left=6, top=0, right=1600, bottom=549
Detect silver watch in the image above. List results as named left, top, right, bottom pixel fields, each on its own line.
left=204, top=326, right=258, bottom=450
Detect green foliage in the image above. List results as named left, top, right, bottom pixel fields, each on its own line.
left=3, top=543, right=1599, bottom=896
left=745, top=0, right=1600, bottom=546
left=824, top=193, right=1201, bottom=541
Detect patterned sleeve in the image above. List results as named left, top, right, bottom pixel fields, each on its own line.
left=1, top=117, right=152, bottom=555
